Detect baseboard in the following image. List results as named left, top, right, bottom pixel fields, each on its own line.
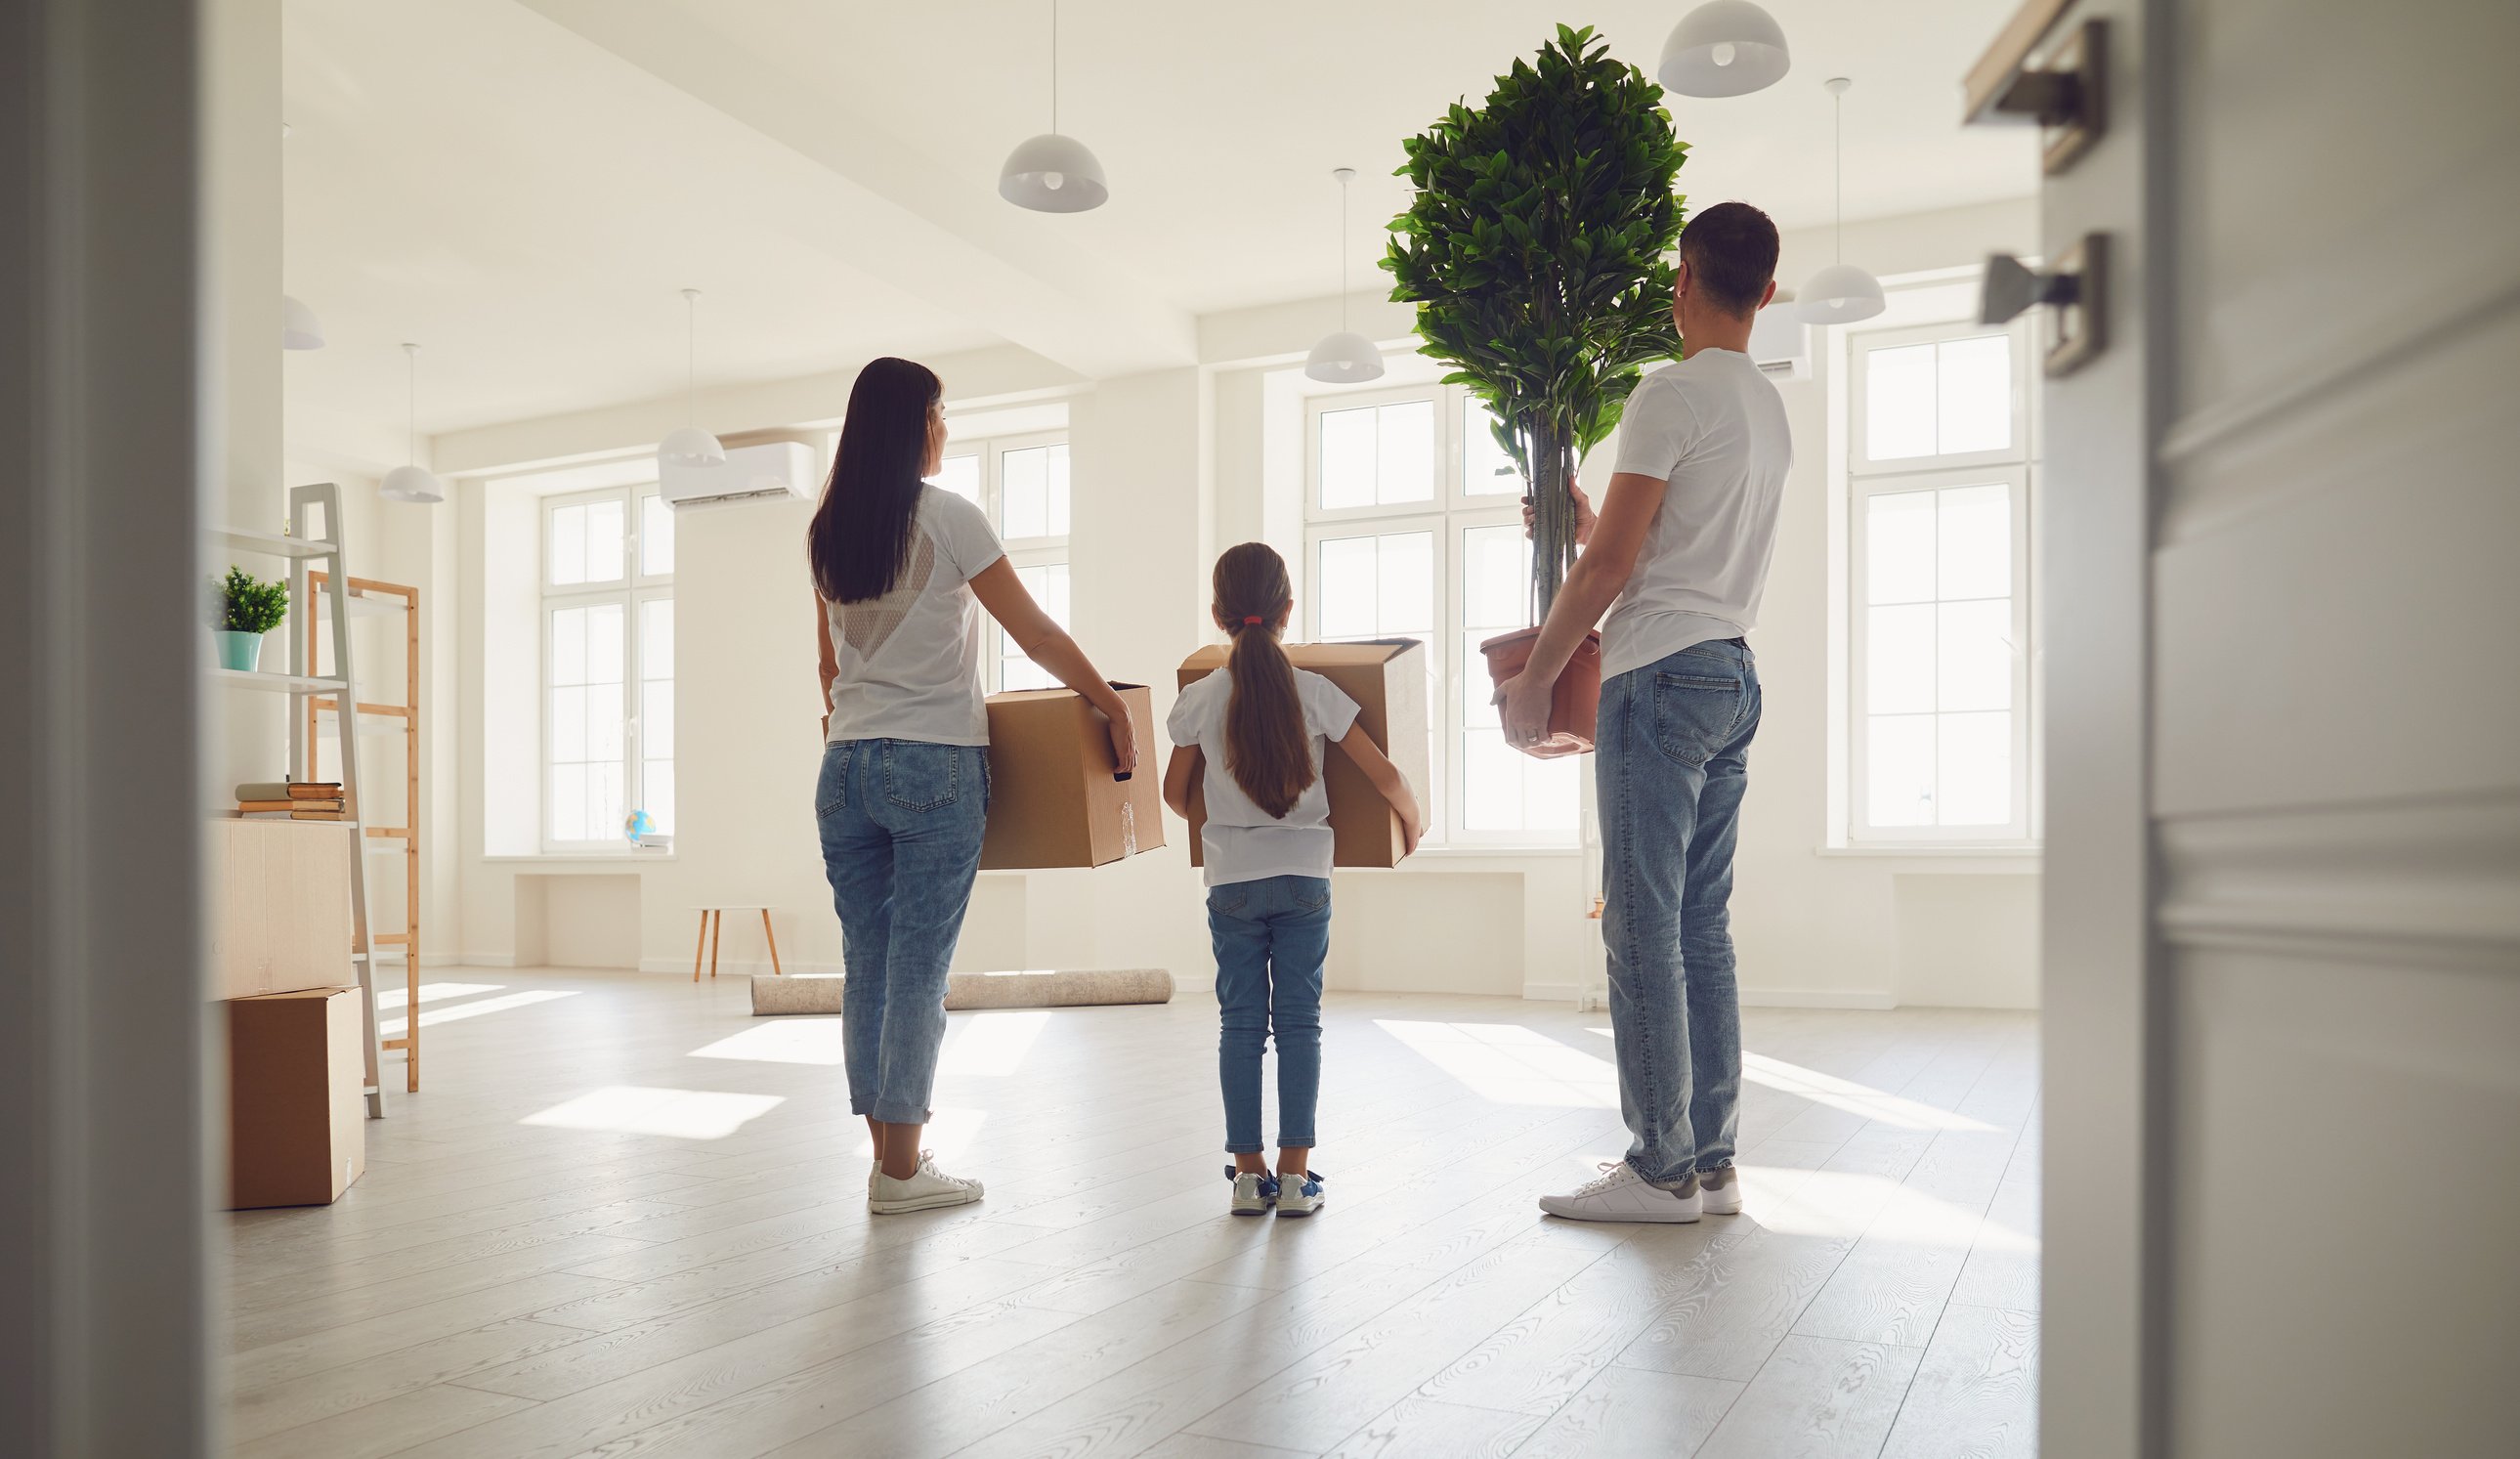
left=1521, top=981, right=1588, bottom=1004
left=450, top=953, right=519, bottom=967
left=635, top=957, right=843, bottom=977
left=1738, top=988, right=1898, bottom=1009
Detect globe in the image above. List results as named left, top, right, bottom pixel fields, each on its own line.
left=623, top=808, right=657, bottom=844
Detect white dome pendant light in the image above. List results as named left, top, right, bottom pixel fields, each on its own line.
left=281, top=293, right=326, bottom=350
left=1305, top=167, right=1384, bottom=384
left=1658, top=0, right=1791, bottom=99
left=658, top=287, right=725, bottom=469
left=1796, top=77, right=1886, bottom=325
left=379, top=343, right=447, bottom=504
left=998, top=0, right=1108, bottom=213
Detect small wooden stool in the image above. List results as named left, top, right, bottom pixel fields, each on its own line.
left=693, top=905, right=782, bottom=981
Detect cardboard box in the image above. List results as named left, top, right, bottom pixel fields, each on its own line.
left=979, top=683, right=1168, bottom=869
left=1176, top=638, right=1430, bottom=869
left=228, top=986, right=367, bottom=1209
left=210, top=818, right=355, bottom=999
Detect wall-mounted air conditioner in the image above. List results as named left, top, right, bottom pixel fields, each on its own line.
left=1750, top=304, right=1811, bottom=379
left=659, top=440, right=817, bottom=511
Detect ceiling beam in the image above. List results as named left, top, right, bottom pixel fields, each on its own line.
left=514, top=0, right=1196, bottom=379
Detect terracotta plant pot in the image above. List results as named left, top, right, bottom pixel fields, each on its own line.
left=1479, top=626, right=1602, bottom=758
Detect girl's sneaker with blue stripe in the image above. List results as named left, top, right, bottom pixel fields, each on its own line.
left=1227, top=1167, right=1278, bottom=1216
left=1275, top=1168, right=1325, bottom=1218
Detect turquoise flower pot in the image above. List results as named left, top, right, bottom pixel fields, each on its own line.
left=215, top=630, right=265, bottom=672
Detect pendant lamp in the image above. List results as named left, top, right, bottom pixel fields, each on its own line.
left=1796, top=77, right=1886, bottom=325
left=379, top=343, right=447, bottom=504
left=281, top=293, right=326, bottom=350
left=1305, top=167, right=1384, bottom=384
left=1657, top=0, right=1791, bottom=99
left=998, top=0, right=1107, bottom=213
left=659, top=288, right=725, bottom=469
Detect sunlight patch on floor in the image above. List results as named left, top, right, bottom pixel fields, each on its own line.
left=379, top=988, right=577, bottom=1036
left=936, top=1010, right=1052, bottom=1076
left=1376, top=1019, right=1617, bottom=1107
left=521, top=1085, right=785, bottom=1140
left=372, top=981, right=504, bottom=1012
left=688, top=1018, right=846, bottom=1065
left=1742, top=1167, right=2038, bottom=1249
left=1743, top=1052, right=1997, bottom=1132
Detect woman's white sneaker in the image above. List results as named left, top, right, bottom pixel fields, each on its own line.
left=1538, top=1161, right=1702, bottom=1223
left=868, top=1151, right=984, bottom=1214
left=1227, top=1167, right=1278, bottom=1216
left=1275, top=1169, right=1326, bottom=1218
left=1698, top=1165, right=1743, bottom=1215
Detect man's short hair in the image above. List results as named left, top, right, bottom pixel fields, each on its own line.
left=1680, top=201, right=1780, bottom=316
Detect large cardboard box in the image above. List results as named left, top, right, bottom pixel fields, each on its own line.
left=1176, top=638, right=1430, bottom=869
left=979, top=683, right=1167, bottom=869
left=228, top=986, right=367, bottom=1209
left=211, top=818, right=355, bottom=999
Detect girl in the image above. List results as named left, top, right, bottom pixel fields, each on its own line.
left=812, top=357, right=1135, bottom=1215
left=1163, top=542, right=1422, bottom=1217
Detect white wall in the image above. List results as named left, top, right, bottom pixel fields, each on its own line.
left=437, top=197, right=2046, bottom=1008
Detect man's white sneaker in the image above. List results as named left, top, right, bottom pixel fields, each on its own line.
left=1275, top=1169, right=1326, bottom=1218
left=1227, top=1167, right=1278, bottom=1216
left=868, top=1151, right=984, bottom=1214
left=1538, top=1161, right=1702, bottom=1223
left=1698, top=1165, right=1742, bottom=1215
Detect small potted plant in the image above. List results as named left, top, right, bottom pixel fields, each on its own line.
left=210, top=566, right=288, bottom=671
left=1386, top=24, right=1689, bottom=754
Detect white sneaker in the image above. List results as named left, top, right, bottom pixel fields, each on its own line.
left=1275, top=1169, right=1326, bottom=1219
left=1698, top=1165, right=1742, bottom=1215
left=1538, top=1161, right=1702, bottom=1223
left=868, top=1151, right=984, bottom=1214
left=1227, top=1167, right=1278, bottom=1217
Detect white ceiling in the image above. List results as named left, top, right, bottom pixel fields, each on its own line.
left=282, top=0, right=2035, bottom=470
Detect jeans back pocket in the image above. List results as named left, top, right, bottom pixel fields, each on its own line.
left=1652, top=669, right=1743, bottom=766
left=815, top=743, right=855, bottom=817
left=880, top=741, right=964, bottom=813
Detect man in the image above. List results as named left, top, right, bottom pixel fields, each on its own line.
left=1499, top=200, right=1792, bottom=1223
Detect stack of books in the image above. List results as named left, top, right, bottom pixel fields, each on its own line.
left=235, top=781, right=347, bottom=821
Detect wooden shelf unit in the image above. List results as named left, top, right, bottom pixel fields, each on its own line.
left=304, top=569, right=425, bottom=1094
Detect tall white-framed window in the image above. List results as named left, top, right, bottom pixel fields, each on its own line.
left=542, top=485, right=674, bottom=849
left=1302, top=384, right=1579, bottom=846
left=928, top=430, right=1071, bottom=691
left=1844, top=316, right=2039, bottom=845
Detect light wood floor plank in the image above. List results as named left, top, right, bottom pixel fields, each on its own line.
left=1877, top=1303, right=2039, bottom=1459
left=1692, top=1334, right=1925, bottom=1459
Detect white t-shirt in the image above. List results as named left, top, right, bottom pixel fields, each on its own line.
left=1600, top=348, right=1794, bottom=681
left=1166, top=661, right=1361, bottom=887
left=823, top=485, right=1006, bottom=746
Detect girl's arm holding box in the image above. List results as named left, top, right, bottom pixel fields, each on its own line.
left=1334, top=722, right=1423, bottom=856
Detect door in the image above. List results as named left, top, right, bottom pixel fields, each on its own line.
left=2030, top=0, right=2520, bottom=1456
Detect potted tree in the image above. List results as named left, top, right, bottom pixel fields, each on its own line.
left=1385, top=23, right=1688, bottom=755
left=211, top=565, right=288, bottom=671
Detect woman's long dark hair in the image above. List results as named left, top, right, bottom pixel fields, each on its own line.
left=809, top=357, right=942, bottom=603
left=1213, top=542, right=1313, bottom=820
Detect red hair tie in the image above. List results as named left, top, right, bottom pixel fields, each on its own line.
left=1242, top=615, right=1263, bottom=625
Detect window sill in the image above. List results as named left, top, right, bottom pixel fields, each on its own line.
left=484, top=851, right=677, bottom=865
left=1816, top=844, right=2041, bottom=873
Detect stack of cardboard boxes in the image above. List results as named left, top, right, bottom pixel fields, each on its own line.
left=214, top=817, right=367, bottom=1208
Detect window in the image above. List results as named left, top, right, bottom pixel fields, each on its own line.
left=542, top=485, right=673, bottom=847
left=1303, top=385, right=1579, bottom=845
left=1845, top=317, right=2037, bottom=844
left=925, top=431, right=1070, bottom=691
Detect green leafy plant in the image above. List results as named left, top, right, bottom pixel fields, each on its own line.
left=1385, top=23, right=1688, bottom=622
left=211, top=566, right=289, bottom=635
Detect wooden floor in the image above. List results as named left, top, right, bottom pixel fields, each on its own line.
left=222, top=966, right=2040, bottom=1459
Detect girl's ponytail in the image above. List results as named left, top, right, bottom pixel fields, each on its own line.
left=1213, top=542, right=1313, bottom=820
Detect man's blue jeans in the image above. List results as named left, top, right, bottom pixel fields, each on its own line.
left=1596, top=638, right=1761, bottom=1188
left=815, top=739, right=989, bottom=1126
left=1207, top=875, right=1331, bottom=1155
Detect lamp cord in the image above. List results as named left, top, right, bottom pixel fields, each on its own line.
left=1050, top=0, right=1059, bottom=134
left=685, top=291, right=697, bottom=427
left=405, top=345, right=417, bottom=466
left=1339, top=174, right=1350, bottom=331
left=1833, top=88, right=1844, bottom=266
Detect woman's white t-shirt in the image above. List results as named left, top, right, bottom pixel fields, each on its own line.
left=1166, top=661, right=1361, bottom=887
left=822, top=485, right=1006, bottom=746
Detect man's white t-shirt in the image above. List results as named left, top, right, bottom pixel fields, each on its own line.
left=1166, top=663, right=1361, bottom=887
left=823, top=485, right=1006, bottom=746
left=1600, top=347, right=1794, bottom=682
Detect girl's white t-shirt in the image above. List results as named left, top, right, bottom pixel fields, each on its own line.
left=1166, top=661, right=1361, bottom=887
left=823, top=485, right=1006, bottom=746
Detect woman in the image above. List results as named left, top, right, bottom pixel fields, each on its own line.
left=811, top=357, right=1135, bottom=1215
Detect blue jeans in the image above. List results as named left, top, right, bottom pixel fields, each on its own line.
left=815, top=739, right=989, bottom=1125
left=1207, top=875, right=1331, bottom=1155
left=1597, top=639, right=1761, bottom=1188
